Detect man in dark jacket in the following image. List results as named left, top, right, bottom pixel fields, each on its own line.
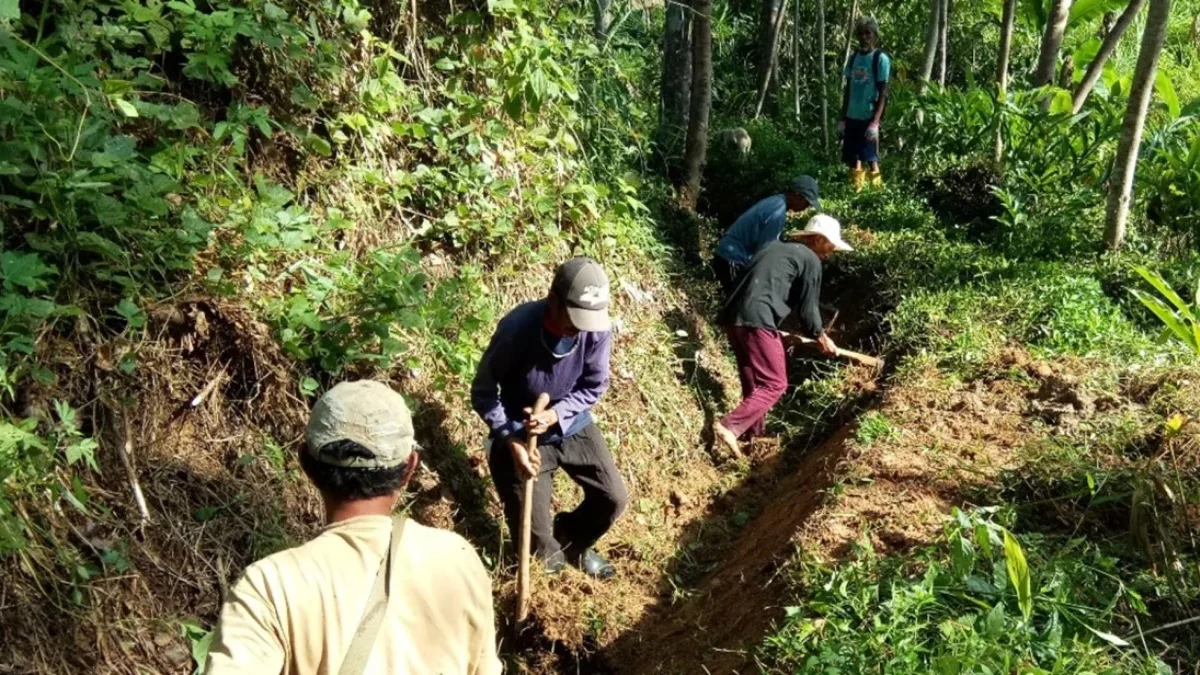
left=471, top=257, right=628, bottom=579
left=713, top=215, right=853, bottom=456
left=711, top=175, right=821, bottom=296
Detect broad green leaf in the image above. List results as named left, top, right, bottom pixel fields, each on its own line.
left=1003, top=529, right=1033, bottom=621
left=0, top=251, right=56, bottom=291
left=115, top=298, right=146, bottom=329
left=1132, top=291, right=1198, bottom=352
left=1154, top=71, right=1180, bottom=119
left=1133, top=266, right=1195, bottom=320
left=0, top=0, right=19, bottom=20
left=1068, top=0, right=1128, bottom=26
left=76, top=232, right=126, bottom=260
left=112, top=97, right=139, bottom=118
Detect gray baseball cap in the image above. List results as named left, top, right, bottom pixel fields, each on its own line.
left=787, top=175, right=821, bottom=211
left=550, top=257, right=612, bottom=332
left=306, top=380, right=416, bottom=469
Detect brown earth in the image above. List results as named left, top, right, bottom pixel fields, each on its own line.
left=602, top=348, right=1172, bottom=674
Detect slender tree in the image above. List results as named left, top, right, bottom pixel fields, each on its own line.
left=1033, top=0, right=1074, bottom=86
left=681, top=0, right=713, bottom=210
left=1073, top=0, right=1147, bottom=113
left=842, top=0, right=859, bottom=67
left=756, top=0, right=787, bottom=110
left=995, top=0, right=1016, bottom=161
left=819, top=0, right=829, bottom=148
left=1104, top=0, right=1171, bottom=250
left=755, top=0, right=792, bottom=116
left=660, top=1, right=692, bottom=162
left=937, top=0, right=949, bottom=86
left=593, top=0, right=613, bottom=40
left=793, top=0, right=801, bottom=120
left=919, top=0, right=941, bottom=91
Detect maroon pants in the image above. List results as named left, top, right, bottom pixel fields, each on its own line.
left=721, top=325, right=788, bottom=439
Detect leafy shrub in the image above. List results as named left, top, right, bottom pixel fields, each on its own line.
left=760, top=509, right=1173, bottom=675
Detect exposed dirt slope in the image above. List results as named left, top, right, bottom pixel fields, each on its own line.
left=603, top=349, right=1163, bottom=673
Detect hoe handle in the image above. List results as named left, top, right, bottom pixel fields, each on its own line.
left=516, top=392, right=551, bottom=624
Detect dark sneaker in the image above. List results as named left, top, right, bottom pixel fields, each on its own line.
left=574, top=548, right=615, bottom=579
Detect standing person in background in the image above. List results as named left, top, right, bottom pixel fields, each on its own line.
left=839, top=16, right=890, bottom=191
left=711, top=175, right=822, bottom=296
left=205, top=380, right=501, bottom=675
left=712, top=216, right=853, bottom=456
left=472, top=257, right=628, bottom=580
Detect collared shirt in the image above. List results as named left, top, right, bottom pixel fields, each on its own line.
left=204, top=516, right=501, bottom=675
left=471, top=299, right=612, bottom=444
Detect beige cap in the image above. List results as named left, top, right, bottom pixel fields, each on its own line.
left=306, top=380, right=416, bottom=469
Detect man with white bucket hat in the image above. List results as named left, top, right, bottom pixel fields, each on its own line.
left=713, top=215, right=853, bottom=456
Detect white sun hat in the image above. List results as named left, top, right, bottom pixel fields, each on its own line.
left=798, top=214, right=853, bottom=251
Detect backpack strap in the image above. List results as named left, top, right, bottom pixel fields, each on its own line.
left=873, top=50, right=884, bottom=83
left=338, top=516, right=407, bottom=675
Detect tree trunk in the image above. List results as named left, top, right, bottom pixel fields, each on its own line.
left=819, top=0, right=829, bottom=148
left=1104, top=0, right=1171, bottom=251
left=1073, top=0, right=1146, bottom=113
left=593, top=0, right=612, bottom=40
left=1033, top=0, right=1073, bottom=86
left=937, top=0, right=949, bottom=86
left=681, top=0, right=713, bottom=211
left=995, top=0, right=1016, bottom=162
left=755, top=0, right=791, bottom=117
left=659, top=1, right=692, bottom=164
left=793, top=0, right=801, bottom=120
left=1057, top=54, right=1074, bottom=88
left=756, top=0, right=786, bottom=109
left=919, top=0, right=941, bottom=92
left=842, top=0, right=859, bottom=68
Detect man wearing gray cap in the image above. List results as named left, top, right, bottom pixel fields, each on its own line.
left=472, top=257, right=628, bottom=579
left=711, top=175, right=821, bottom=296
left=205, top=381, right=501, bottom=675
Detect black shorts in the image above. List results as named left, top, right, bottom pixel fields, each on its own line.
left=842, top=118, right=880, bottom=166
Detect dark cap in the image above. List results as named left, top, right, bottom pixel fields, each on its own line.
left=550, top=257, right=611, bottom=332
left=787, top=175, right=821, bottom=211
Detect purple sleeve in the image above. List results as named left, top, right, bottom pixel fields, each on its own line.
left=551, top=331, right=612, bottom=433
left=471, top=323, right=517, bottom=436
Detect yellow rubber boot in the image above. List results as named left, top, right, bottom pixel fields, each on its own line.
left=850, top=168, right=866, bottom=193
left=869, top=169, right=883, bottom=189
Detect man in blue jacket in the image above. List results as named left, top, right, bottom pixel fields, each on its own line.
left=711, top=175, right=821, bottom=295
left=472, top=257, right=627, bottom=579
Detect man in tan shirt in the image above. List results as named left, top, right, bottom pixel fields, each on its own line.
left=205, top=380, right=503, bottom=675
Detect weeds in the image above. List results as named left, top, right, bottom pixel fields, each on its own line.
left=760, top=509, right=1175, bottom=674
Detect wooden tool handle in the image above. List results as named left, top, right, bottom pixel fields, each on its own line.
left=783, top=332, right=883, bottom=370
left=516, top=392, right=551, bottom=624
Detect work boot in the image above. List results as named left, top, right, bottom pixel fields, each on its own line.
left=850, top=168, right=866, bottom=193
left=712, top=420, right=742, bottom=457
left=869, top=169, right=883, bottom=189
left=573, top=548, right=616, bottom=580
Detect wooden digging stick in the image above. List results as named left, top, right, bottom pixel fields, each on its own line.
left=516, top=392, right=551, bottom=625
left=782, top=331, right=884, bottom=370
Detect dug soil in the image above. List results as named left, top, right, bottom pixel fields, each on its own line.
left=600, top=348, right=1155, bottom=673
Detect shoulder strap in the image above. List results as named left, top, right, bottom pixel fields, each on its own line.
left=873, top=50, right=884, bottom=82
left=338, top=516, right=406, bottom=675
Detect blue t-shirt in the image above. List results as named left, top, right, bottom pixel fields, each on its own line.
left=714, top=194, right=788, bottom=266
left=844, top=49, right=890, bottom=121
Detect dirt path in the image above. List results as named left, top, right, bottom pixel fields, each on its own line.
left=604, top=426, right=855, bottom=674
